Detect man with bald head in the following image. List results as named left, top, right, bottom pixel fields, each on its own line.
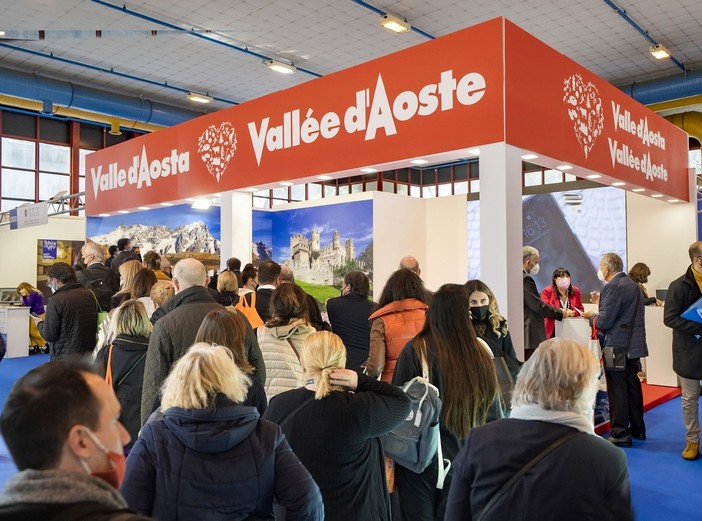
left=140, top=259, right=243, bottom=424
left=399, top=255, right=421, bottom=276
left=664, top=241, right=702, bottom=460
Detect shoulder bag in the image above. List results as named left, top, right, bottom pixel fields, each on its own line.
left=476, top=430, right=581, bottom=521
left=234, top=292, right=264, bottom=328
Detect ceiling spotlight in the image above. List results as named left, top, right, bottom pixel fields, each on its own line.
left=187, top=91, right=213, bottom=104
left=109, top=120, right=122, bottom=136
left=410, top=159, right=429, bottom=165
left=160, top=202, right=174, bottom=206
left=264, top=59, right=296, bottom=74
left=360, top=167, right=378, bottom=173
left=98, top=213, right=111, bottom=217
left=556, top=165, right=573, bottom=170
left=521, top=154, right=539, bottom=160
left=117, top=210, right=129, bottom=214
left=380, top=13, right=411, bottom=34
left=586, top=174, right=601, bottom=179
left=612, top=182, right=626, bottom=187
left=280, top=181, right=294, bottom=186
left=0, top=32, right=5, bottom=37
left=651, top=194, right=663, bottom=198
left=138, top=206, right=151, bottom=210
left=632, top=188, right=645, bottom=192
left=317, top=175, right=334, bottom=180
left=650, top=44, right=671, bottom=60
left=668, top=199, right=681, bottom=203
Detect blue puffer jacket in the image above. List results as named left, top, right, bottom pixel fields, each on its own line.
left=595, top=272, right=648, bottom=359
left=121, top=394, right=323, bottom=521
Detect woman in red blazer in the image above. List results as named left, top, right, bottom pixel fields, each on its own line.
left=540, top=267, right=584, bottom=338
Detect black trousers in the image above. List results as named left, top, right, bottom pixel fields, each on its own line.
left=605, top=357, right=645, bottom=439
left=395, top=458, right=450, bottom=521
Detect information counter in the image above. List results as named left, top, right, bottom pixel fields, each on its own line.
left=0, top=305, right=30, bottom=358
left=555, top=305, right=678, bottom=387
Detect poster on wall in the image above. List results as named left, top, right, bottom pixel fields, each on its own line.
left=86, top=204, right=222, bottom=272
left=36, top=240, right=85, bottom=299
left=468, top=186, right=627, bottom=296
left=253, top=200, right=373, bottom=305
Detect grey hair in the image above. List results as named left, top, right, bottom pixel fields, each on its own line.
left=82, top=242, right=105, bottom=262
left=172, top=258, right=207, bottom=290
left=522, top=246, right=539, bottom=263
left=512, top=338, right=599, bottom=416
left=601, top=253, right=623, bottom=274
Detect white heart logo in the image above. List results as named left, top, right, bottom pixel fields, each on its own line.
left=563, top=74, right=604, bottom=159
left=197, top=122, right=237, bottom=182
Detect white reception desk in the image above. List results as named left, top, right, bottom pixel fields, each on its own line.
left=0, top=305, right=30, bottom=358
left=555, top=305, right=678, bottom=387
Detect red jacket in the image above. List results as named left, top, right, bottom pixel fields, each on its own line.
left=540, top=285, right=583, bottom=338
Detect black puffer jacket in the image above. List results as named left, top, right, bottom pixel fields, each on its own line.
left=96, top=334, right=150, bottom=448
left=663, top=266, right=702, bottom=379
left=39, top=282, right=98, bottom=360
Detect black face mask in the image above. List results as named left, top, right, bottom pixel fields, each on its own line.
left=470, top=305, right=489, bottom=321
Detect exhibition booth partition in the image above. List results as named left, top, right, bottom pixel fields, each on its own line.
left=1, top=18, right=692, bottom=366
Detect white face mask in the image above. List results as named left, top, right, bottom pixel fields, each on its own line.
left=597, top=268, right=607, bottom=283
left=530, top=262, right=540, bottom=275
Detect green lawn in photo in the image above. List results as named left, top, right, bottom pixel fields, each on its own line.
left=296, top=280, right=340, bottom=311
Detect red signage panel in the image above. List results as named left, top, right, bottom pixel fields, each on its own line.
left=504, top=20, right=689, bottom=201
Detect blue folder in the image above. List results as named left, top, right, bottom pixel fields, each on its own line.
left=681, top=296, right=702, bottom=324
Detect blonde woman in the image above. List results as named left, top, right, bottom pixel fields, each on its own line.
left=148, top=280, right=175, bottom=325
left=121, top=343, right=323, bottom=521
left=111, top=260, right=143, bottom=309
left=217, top=270, right=239, bottom=307
left=17, top=282, right=47, bottom=353
left=264, top=332, right=410, bottom=521
left=95, top=299, right=151, bottom=449
left=445, top=339, right=632, bottom=520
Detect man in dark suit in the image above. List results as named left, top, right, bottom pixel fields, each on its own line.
left=327, top=271, right=377, bottom=373
left=590, top=252, right=648, bottom=447
left=244, top=260, right=281, bottom=323
left=111, top=238, right=139, bottom=277
left=77, top=242, right=120, bottom=311
left=522, top=246, right=571, bottom=359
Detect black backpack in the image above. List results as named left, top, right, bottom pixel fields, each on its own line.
left=82, top=268, right=118, bottom=312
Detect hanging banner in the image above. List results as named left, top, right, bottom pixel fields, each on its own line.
left=84, top=18, right=506, bottom=215
left=9, top=201, right=49, bottom=229
left=503, top=20, right=689, bottom=201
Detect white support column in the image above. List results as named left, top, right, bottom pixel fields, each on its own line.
left=220, top=191, right=253, bottom=269
left=478, top=143, right=525, bottom=359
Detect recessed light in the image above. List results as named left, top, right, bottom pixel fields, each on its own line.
left=117, top=210, right=129, bottom=214
left=186, top=92, right=213, bottom=104
left=280, top=182, right=294, bottom=186
left=264, top=59, right=296, bottom=74
left=668, top=198, right=681, bottom=203
left=556, top=165, right=573, bottom=170
left=612, top=182, right=626, bottom=187
left=586, top=174, right=601, bottom=179
left=632, top=188, right=645, bottom=192
left=467, top=148, right=481, bottom=156
left=160, top=202, right=174, bottom=206
left=317, top=175, right=334, bottom=180
left=410, top=159, right=429, bottom=165
left=98, top=213, right=110, bottom=217
left=213, top=193, right=222, bottom=197
left=185, top=198, right=196, bottom=202
left=138, top=206, right=151, bottom=210
left=244, top=187, right=259, bottom=192
left=360, top=168, right=378, bottom=173
left=651, top=194, right=663, bottom=198
left=521, top=154, right=538, bottom=160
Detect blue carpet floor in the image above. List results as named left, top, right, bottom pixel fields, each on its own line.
left=0, top=355, right=699, bottom=519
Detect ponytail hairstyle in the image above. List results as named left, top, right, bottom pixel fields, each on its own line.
left=300, top=331, right=347, bottom=400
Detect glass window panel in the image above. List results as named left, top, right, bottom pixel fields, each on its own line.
left=254, top=189, right=270, bottom=199
left=438, top=183, right=452, bottom=197
left=271, top=197, right=287, bottom=207
left=2, top=168, right=35, bottom=199
left=1, top=138, right=36, bottom=169
left=272, top=187, right=288, bottom=200
left=364, top=180, right=377, bottom=191
left=324, top=185, right=337, bottom=197
left=351, top=183, right=363, bottom=194
left=564, top=173, right=577, bottom=182
left=253, top=196, right=270, bottom=209
left=1, top=199, right=26, bottom=212
left=524, top=171, right=542, bottom=187
left=544, top=169, right=563, bottom=184
left=396, top=184, right=409, bottom=196
left=39, top=143, right=70, bottom=173
left=422, top=186, right=436, bottom=198
left=290, top=184, right=305, bottom=201
left=79, top=149, right=94, bottom=177
left=79, top=177, right=85, bottom=194
left=409, top=185, right=421, bottom=198
left=308, top=183, right=322, bottom=200
left=454, top=181, right=469, bottom=195
left=382, top=181, right=395, bottom=193
left=689, top=149, right=701, bottom=174
left=338, top=185, right=349, bottom=196
left=38, top=173, right=70, bottom=201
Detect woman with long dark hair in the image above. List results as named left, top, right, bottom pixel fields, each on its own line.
left=364, top=269, right=429, bottom=383
left=392, top=284, right=500, bottom=520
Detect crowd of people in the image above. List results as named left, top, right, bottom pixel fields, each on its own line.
left=3, top=238, right=698, bottom=520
